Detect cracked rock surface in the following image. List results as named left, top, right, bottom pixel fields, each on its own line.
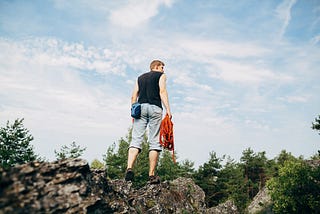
left=0, top=158, right=239, bottom=213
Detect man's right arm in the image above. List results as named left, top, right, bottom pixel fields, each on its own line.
left=131, top=80, right=139, bottom=104
left=159, top=74, right=172, bottom=118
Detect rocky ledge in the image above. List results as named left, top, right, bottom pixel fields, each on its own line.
left=0, top=158, right=239, bottom=213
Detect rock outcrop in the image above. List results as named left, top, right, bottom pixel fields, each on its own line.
left=247, top=187, right=273, bottom=214
left=207, top=200, right=239, bottom=214
left=0, top=159, right=112, bottom=213
left=0, top=159, right=238, bottom=213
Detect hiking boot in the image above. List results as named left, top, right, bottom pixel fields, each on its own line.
left=148, top=175, right=160, bottom=184
left=125, top=168, right=134, bottom=182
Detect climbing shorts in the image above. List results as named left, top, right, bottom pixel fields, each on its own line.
left=130, top=103, right=163, bottom=151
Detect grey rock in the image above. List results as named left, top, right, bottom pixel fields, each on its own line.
left=0, top=159, right=240, bottom=214
left=206, top=200, right=239, bottom=214
left=0, top=159, right=112, bottom=213
left=247, top=187, right=273, bottom=214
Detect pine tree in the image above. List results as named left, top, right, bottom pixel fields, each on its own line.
left=90, top=159, right=105, bottom=170
left=194, top=152, right=223, bottom=207
left=54, top=141, right=86, bottom=160
left=219, top=157, right=248, bottom=212
left=0, top=118, right=37, bottom=169
left=312, top=115, right=320, bottom=135
left=104, top=138, right=129, bottom=179
left=158, top=150, right=180, bottom=181
left=240, top=148, right=268, bottom=199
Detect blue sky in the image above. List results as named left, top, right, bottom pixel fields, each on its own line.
left=1, top=0, right=319, bottom=167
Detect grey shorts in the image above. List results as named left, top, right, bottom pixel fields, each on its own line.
left=130, top=103, right=163, bottom=151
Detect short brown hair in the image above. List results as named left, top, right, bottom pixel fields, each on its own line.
left=150, top=60, right=165, bottom=70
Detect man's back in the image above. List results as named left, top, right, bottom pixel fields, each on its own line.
left=138, top=71, right=163, bottom=109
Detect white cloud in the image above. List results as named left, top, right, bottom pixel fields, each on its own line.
left=177, top=38, right=269, bottom=59
left=210, top=59, right=293, bottom=84
left=0, top=37, right=129, bottom=110
left=109, top=0, right=174, bottom=28
left=278, top=95, right=310, bottom=103
left=0, top=37, right=131, bottom=161
left=1, top=38, right=127, bottom=76
left=172, top=72, right=210, bottom=90
left=275, top=0, right=297, bottom=39
left=311, top=35, right=320, bottom=45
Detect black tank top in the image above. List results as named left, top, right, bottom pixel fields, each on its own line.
left=138, top=71, right=163, bottom=109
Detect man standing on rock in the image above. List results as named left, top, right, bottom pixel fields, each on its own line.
left=125, top=60, right=172, bottom=184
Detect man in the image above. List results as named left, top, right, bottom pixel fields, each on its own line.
left=125, top=60, right=172, bottom=184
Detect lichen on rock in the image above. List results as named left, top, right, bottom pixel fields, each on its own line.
left=0, top=158, right=240, bottom=213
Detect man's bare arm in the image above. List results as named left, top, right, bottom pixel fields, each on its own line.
left=131, top=80, right=139, bottom=104
left=159, top=74, right=172, bottom=118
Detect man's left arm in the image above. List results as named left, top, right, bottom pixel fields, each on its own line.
left=159, top=74, right=172, bottom=118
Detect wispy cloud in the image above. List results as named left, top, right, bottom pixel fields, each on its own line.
left=275, top=0, right=297, bottom=39
left=0, top=37, right=131, bottom=160
left=311, top=35, right=320, bottom=45
left=210, top=59, right=294, bottom=84
left=278, top=95, right=310, bottom=103
left=109, top=0, right=174, bottom=28
left=0, top=37, right=127, bottom=76
left=177, top=38, right=270, bottom=59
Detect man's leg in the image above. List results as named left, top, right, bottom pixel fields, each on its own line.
left=127, top=147, right=139, bottom=169
left=127, top=104, right=147, bottom=170
left=149, top=150, right=159, bottom=176
left=125, top=147, right=139, bottom=181
left=147, top=105, right=162, bottom=182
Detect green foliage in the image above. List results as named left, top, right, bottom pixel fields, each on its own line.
left=240, top=148, right=268, bottom=200
left=103, top=138, right=129, bottom=179
left=218, top=157, right=248, bottom=212
left=103, top=128, right=133, bottom=180
left=102, top=127, right=320, bottom=213
left=194, top=152, right=223, bottom=207
left=275, top=150, right=297, bottom=166
left=90, top=159, right=105, bottom=170
left=132, top=140, right=150, bottom=188
left=103, top=128, right=195, bottom=188
left=2, top=115, right=318, bottom=213
left=267, top=159, right=320, bottom=213
left=192, top=148, right=319, bottom=213
left=54, top=141, right=86, bottom=160
left=311, top=150, right=320, bottom=160
left=0, top=118, right=38, bottom=169
left=157, top=150, right=180, bottom=181
left=312, top=115, right=320, bottom=134
left=178, top=159, right=195, bottom=178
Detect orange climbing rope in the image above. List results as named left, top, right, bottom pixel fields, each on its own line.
left=159, top=114, right=175, bottom=163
